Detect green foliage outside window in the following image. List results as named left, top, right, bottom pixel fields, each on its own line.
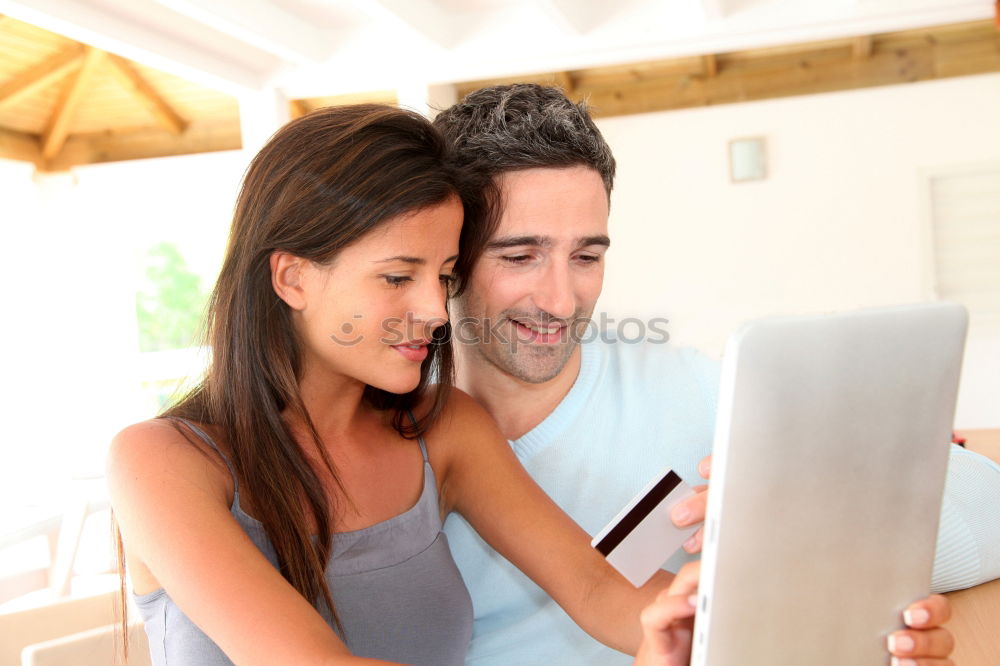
left=135, top=242, right=208, bottom=352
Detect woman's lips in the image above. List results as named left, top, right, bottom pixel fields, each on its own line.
left=392, top=343, right=429, bottom=362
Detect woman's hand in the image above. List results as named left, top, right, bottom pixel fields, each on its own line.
left=634, top=561, right=700, bottom=666
left=888, top=595, right=955, bottom=665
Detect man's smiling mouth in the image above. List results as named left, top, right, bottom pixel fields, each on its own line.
left=510, top=318, right=566, bottom=343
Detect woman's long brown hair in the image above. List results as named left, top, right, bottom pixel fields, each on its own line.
left=115, top=104, right=496, bottom=661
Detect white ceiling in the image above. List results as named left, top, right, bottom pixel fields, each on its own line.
left=0, top=0, right=992, bottom=98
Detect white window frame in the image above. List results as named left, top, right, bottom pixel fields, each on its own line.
left=919, top=160, right=1000, bottom=331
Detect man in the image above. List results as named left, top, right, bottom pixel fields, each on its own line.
left=434, top=84, right=1000, bottom=664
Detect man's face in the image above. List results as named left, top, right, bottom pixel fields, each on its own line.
left=454, top=166, right=609, bottom=384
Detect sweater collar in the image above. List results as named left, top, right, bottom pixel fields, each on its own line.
left=511, top=339, right=602, bottom=460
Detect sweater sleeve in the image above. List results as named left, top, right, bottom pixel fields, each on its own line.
left=930, top=444, right=1000, bottom=593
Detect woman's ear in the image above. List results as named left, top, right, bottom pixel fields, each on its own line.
left=270, top=251, right=308, bottom=310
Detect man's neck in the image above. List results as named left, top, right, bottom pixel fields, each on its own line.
left=456, top=345, right=582, bottom=441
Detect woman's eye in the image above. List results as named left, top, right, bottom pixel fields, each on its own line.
left=382, top=275, right=412, bottom=287
left=440, top=274, right=457, bottom=286
left=501, top=255, right=531, bottom=265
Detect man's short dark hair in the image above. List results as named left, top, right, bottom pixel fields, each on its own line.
left=433, top=83, right=616, bottom=197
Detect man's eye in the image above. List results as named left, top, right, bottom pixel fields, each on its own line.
left=576, top=254, right=601, bottom=264
left=381, top=275, right=412, bottom=287
left=501, top=255, right=531, bottom=265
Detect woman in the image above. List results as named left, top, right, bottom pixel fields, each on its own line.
left=109, top=104, right=674, bottom=665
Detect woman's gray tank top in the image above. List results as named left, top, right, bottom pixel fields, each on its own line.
left=134, top=419, right=473, bottom=665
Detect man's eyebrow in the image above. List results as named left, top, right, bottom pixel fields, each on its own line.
left=578, top=235, right=611, bottom=248
left=487, top=235, right=552, bottom=250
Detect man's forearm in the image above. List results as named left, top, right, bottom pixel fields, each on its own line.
left=931, top=444, right=1000, bottom=592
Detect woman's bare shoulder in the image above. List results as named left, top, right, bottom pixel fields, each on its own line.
left=419, top=387, right=500, bottom=441
left=106, top=418, right=233, bottom=505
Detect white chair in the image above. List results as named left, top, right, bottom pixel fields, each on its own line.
left=0, top=591, right=116, bottom=666
left=21, top=623, right=151, bottom=666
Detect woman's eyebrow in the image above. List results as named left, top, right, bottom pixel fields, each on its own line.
left=373, top=255, right=425, bottom=265
left=373, top=254, right=459, bottom=265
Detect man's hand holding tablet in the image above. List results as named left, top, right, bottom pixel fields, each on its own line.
left=634, top=559, right=955, bottom=666
left=651, top=453, right=957, bottom=666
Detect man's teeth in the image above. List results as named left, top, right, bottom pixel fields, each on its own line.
left=517, top=321, right=561, bottom=334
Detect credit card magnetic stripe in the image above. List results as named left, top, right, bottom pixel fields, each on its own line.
left=593, top=470, right=683, bottom=556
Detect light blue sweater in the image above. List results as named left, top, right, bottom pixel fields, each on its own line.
left=443, top=337, right=1000, bottom=665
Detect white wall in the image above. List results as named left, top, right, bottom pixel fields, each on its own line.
left=595, top=73, right=1000, bottom=428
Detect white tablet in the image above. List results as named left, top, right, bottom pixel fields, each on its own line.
left=690, top=302, right=967, bottom=666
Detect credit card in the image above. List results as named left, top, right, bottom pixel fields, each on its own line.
left=591, top=467, right=699, bottom=587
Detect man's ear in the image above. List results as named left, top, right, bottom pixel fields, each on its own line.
left=270, top=251, right=307, bottom=310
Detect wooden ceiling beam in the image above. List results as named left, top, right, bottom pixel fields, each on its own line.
left=0, top=45, right=85, bottom=112
left=853, top=35, right=874, bottom=60
left=0, top=127, right=43, bottom=167
left=579, top=30, right=996, bottom=117
left=555, top=71, right=575, bottom=94
left=45, top=119, right=241, bottom=171
left=703, top=54, right=719, bottom=77
left=105, top=53, right=188, bottom=134
left=41, top=47, right=104, bottom=160
left=456, top=20, right=1000, bottom=119
left=289, top=98, right=310, bottom=119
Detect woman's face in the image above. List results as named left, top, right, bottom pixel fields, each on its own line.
left=277, top=196, right=464, bottom=395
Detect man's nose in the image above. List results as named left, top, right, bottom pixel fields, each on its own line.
left=532, top=261, right=576, bottom=321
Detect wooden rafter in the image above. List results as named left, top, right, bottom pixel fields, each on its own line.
left=0, top=45, right=85, bottom=112
left=105, top=53, right=188, bottom=134
left=457, top=19, right=1000, bottom=118
left=555, top=71, right=575, bottom=93
left=703, top=54, right=719, bottom=77
left=290, top=98, right=310, bottom=119
left=47, top=120, right=241, bottom=171
left=853, top=35, right=873, bottom=60
left=0, top=127, right=44, bottom=167
left=41, top=47, right=104, bottom=160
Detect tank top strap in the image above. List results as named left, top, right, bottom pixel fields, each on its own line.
left=406, top=410, right=429, bottom=463
left=170, top=417, right=239, bottom=495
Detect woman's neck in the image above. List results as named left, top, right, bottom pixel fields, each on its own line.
left=291, top=362, right=371, bottom=441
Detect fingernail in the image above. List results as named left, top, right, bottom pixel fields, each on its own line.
left=903, top=607, right=930, bottom=627
left=890, top=658, right=916, bottom=666
left=701, top=460, right=711, bottom=477
left=888, top=633, right=915, bottom=653
left=672, top=505, right=690, bottom=524
left=683, top=535, right=698, bottom=552
left=687, top=594, right=697, bottom=607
